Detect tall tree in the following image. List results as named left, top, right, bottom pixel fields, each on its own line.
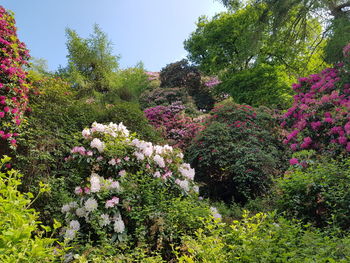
left=219, top=0, right=350, bottom=63
left=65, top=24, right=120, bottom=94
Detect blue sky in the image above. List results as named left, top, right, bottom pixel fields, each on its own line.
left=2, top=0, right=225, bottom=72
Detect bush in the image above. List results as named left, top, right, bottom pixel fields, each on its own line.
left=186, top=101, right=288, bottom=203
left=177, top=211, right=350, bottom=262
left=0, top=6, right=32, bottom=152
left=281, top=47, right=350, bottom=156
left=144, top=102, right=204, bottom=149
left=275, top=157, right=350, bottom=230
left=60, top=122, right=210, bottom=258
left=0, top=155, right=60, bottom=262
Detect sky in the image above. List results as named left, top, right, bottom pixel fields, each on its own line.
left=1, top=0, right=226, bottom=72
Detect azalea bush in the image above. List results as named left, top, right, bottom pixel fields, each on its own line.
left=144, top=102, right=203, bottom=149
left=275, top=156, right=350, bottom=230
left=0, top=6, right=31, bottom=152
left=60, top=122, right=210, bottom=254
left=0, top=155, right=61, bottom=262
left=281, top=45, right=350, bottom=156
left=186, top=101, right=288, bottom=203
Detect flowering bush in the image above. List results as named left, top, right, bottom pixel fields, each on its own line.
left=186, top=101, right=288, bottom=203
left=0, top=6, right=31, bottom=150
left=144, top=102, right=204, bottom=149
left=281, top=46, right=350, bottom=156
left=61, top=122, right=203, bottom=247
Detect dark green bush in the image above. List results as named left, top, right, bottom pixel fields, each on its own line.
left=275, top=157, right=350, bottom=230
left=186, top=101, right=288, bottom=203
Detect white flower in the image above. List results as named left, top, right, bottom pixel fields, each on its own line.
left=179, top=163, right=195, bottom=180
left=90, top=138, right=105, bottom=153
left=154, top=171, right=161, bottom=178
left=64, top=228, right=76, bottom=240
left=134, top=151, right=145, bottom=161
left=143, top=146, right=153, bottom=157
left=90, top=173, right=101, bottom=193
left=91, top=122, right=106, bottom=133
left=69, top=220, right=80, bottom=231
left=113, top=219, right=125, bottom=233
left=210, top=207, right=222, bottom=220
left=75, top=207, right=87, bottom=218
left=85, top=198, right=98, bottom=212
left=61, top=204, right=71, bottom=214
left=108, top=159, right=116, bottom=165
left=153, top=154, right=165, bottom=168
left=193, top=186, right=199, bottom=194
left=100, top=214, right=111, bottom=227
left=177, top=152, right=184, bottom=159
left=175, top=179, right=190, bottom=192
left=119, top=170, right=126, bottom=177
left=82, top=128, right=91, bottom=138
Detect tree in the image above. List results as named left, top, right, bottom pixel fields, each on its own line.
left=218, top=0, right=350, bottom=64
left=65, top=24, right=120, bottom=94
left=185, top=3, right=326, bottom=77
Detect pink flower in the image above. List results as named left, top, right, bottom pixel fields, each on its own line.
left=0, top=112, right=4, bottom=118
left=74, top=187, right=83, bottom=195
left=84, top=187, right=91, bottom=194
left=289, top=158, right=299, bottom=165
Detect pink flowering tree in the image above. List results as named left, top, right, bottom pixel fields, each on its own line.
left=61, top=122, right=201, bottom=245
left=281, top=44, right=350, bottom=157
left=0, top=6, right=31, bottom=151
left=144, top=102, right=204, bottom=149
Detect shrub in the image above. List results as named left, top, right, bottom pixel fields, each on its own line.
left=0, top=6, right=31, bottom=152
left=275, top=157, right=350, bottom=230
left=186, top=101, right=288, bottom=203
left=281, top=46, right=350, bottom=156
left=60, top=122, right=209, bottom=257
left=177, top=211, right=350, bottom=262
left=144, top=102, right=204, bottom=149
left=0, top=155, right=61, bottom=262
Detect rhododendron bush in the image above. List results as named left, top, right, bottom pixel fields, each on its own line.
left=0, top=6, right=31, bottom=150
left=144, top=102, right=204, bottom=149
left=282, top=44, right=350, bottom=156
left=61, top=122, right=201, bottom=245
left=186, top=101, right=288, bottom=203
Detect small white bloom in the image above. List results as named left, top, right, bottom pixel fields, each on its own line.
left=90, top=173, right=101, bottom=193
left=84, top=198, right=98, bottom=212
left=119, top=170, right=126, bottom=177
left=153, top=154, right=165, bottom=168
left=82, top=128, right=91, bottom=138
left=61, top=204, right=71, bottom=214
left=210, top=207, right=222, bottom=220
left=75, top=207, right=87, bottom=218
left=154, top=171, right=161, bottom=178
left=113, top=219, right=125, bottom=233
left=90, top=138, right=105, bottom=153
left=175, top=179, right=190, bottom=192
left=69, top=220, right=80, bottom=231
left=100, top=214, right=111, bottom=227
left=134, top=151, right=145, bottom=161
left=64, top=228, right=76, bottom=240
left=108, top=159, right=116, bottom=165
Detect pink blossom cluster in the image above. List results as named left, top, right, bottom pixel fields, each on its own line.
left=144, top=102, right=204, bottom=149
left=204, top=77, right=221, bottom=88
left=145, top=71, right=160, bottom=81
left=0, top=6, right=31, bottom=148
left=281, top=51, right=350, bottom=154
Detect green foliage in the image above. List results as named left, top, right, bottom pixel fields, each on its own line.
left=218, top=64, right=292, bottom=108
left=275, top=157, right=350, bottom=230
left=97, top=102, right=163, bottom=143
left=65, top=24, right=119, bottom=94
left=177, top=211, right=350, bottom=262
left=0, top=156, right=60, bottom=262
left=186, top=101, right=288, bottom=203
left=185, top=4, right=326, bottom=77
